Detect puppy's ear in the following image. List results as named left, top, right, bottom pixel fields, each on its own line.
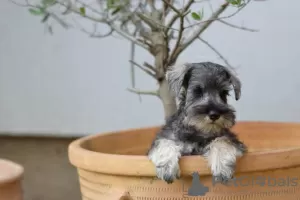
left=165, top=63, right=191, bottom=98
left=224, top=67, right=241, bottom=101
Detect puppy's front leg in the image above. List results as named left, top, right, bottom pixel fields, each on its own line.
left=203, top=136, right=246, bottom=184
left=148, top=138, right=184, bottom=184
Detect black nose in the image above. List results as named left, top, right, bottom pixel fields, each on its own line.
left=208, top=111, right=220, bottom=121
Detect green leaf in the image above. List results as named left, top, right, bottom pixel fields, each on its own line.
left=106, top=0, right=120, bottom=9
left=28, top=8, right=44, bottom=16
left=236, top=0, right=244, bottom=7
left=79, top=7, right=85, bottom=16
left=111, top=6, right=122, bottom=15
left=227, top=0, right=242, bottom=6
left=191, top=12, right=201, bottom=20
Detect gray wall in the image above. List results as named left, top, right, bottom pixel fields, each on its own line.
left=1, top=0, right=300, bottom=137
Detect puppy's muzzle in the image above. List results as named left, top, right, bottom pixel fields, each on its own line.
left=208, top=110, right=220, bottom=121
left=193, top=103, right=232, bottom=119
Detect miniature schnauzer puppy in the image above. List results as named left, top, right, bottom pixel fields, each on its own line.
left=147, top=62, right=247, bottom=184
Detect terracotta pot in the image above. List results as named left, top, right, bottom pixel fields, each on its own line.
left=68, top=121, right=300, bottom=200
left=0, top=159, right=24, bottom=200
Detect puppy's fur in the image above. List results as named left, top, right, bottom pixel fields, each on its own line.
left=147, top=62, right=247, bottom=184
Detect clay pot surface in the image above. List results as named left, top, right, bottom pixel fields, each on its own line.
left=69, top=121, right=300, bottom=200
left=0, top=159, right=24, bottom=200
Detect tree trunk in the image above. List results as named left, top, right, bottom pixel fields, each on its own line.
left=144, top=11, right=178, bottom=120
left=158, top=79, right=177, bottom=120
left=149, top=31, right=177, bottom=120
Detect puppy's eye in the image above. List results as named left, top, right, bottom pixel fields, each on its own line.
left=193, top=86, right=203, bottom=97
left=220, top=90, right=229, bottom=102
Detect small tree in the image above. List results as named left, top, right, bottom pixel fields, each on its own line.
left=11, top=0, right=260, bottom=120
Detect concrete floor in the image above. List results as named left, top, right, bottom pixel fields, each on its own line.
left=0, top=136, right=82, bottom=200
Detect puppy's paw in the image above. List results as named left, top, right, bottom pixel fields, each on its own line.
left=156, top=162, right=180, bottom=184
left=238, top=142, right=248, bottom=155
left=213, top=173, right=233, bottom=185
left=211, top=163, right=235, bottom=185
left=147, top=138, right=182, bottom=183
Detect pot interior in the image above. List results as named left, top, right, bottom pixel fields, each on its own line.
left=81, top=121, right=300, bottom=155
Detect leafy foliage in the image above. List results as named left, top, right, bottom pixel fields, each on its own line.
left=13, top=0, right=259, bottom=117
left=227, top=0, right=245, bottom=7
left=28, top=8, right=45, bottom=15
left=191, top=8, right=204, bottom=21
left=79, top=7, right=85, bottom=16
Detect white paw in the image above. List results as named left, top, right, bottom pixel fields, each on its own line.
left=203, top=136, right=240, bottom=184
left=212, top=165, right=234, bottom=184
left=155, top=161, right=180, bottom=184
left=148, top=138, right=182, bottom=183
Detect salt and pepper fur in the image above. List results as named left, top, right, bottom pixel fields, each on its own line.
left=147, top=62, right=247, bottom=184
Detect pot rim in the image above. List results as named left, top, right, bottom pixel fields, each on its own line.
left=0, top=159, right=24, bottom=186
left=68, top=121, right=300, bottom=177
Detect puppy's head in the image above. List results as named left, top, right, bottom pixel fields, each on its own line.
left=166, top=62, right=241, bottom=133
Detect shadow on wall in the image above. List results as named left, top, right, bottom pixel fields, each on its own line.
left=0, top=136, right=81, bottom=200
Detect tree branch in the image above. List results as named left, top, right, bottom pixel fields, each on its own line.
left=163, top=0, right=175, bottom=16
left=168, top=2, right=230, bottom=65
left=162, top=0, right=181, bottom=15
left=133, top=11, right=178, bottom=31
left=57, top=1, right=106, bottom=22
left=218, top=19, right=259, bottom=32
left=130, top=30, right=138, bottom=88
left=57, top=1, right=150, bottom=51
left=20, top=0, right=149, bottom=50
left=166, top=0, right=194, bottom=31
left=48, top=12, right=70, bottom=28
left=136, top=12, right=162, bottom=31
left=103, top=24, right=148, bottom=51
left=147, top=0, right=156, bottom=11
left=197, top=37, right=234, bottom=70
left=168, top=12, right=185, bottom=64
left=127, top=88, right=159, bottom=96
left=163, top=0, right=192, bottom=64
left=74, top=21, right=113, bottom=38
left=184, top=0, right=252, bottom=29
left=143, top=62, right=156, bottom=72
left=8, top=0, right=28, bottom=7
left=129, top=60, right=156, bottom=78
left=128, top=0, right=251, bottom=33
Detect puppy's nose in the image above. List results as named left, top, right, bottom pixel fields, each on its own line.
left=208, top=111, right=220, bottom=121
